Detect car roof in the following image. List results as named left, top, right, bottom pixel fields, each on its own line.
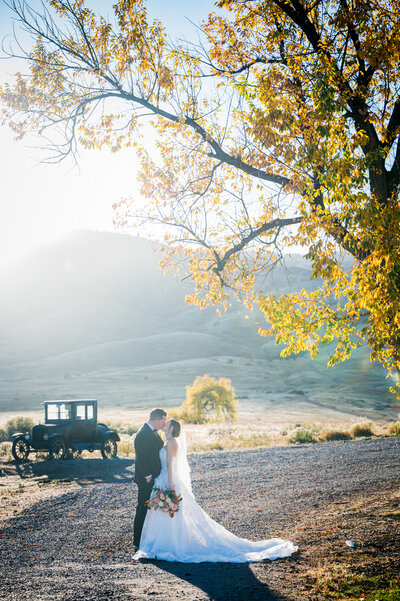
left=42, top=399, right=97, bottom=405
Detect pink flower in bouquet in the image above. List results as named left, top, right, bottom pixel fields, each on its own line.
left=147, top=486, right=182, bottom=518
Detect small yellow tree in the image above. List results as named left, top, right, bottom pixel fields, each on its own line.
left=175, top=375, right=237, bottom=424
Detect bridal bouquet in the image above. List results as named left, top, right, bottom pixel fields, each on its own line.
left=146, top=487, right=183, bottom=518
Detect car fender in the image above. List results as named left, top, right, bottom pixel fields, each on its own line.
left=102, top=430, right=120, bottom=442
left=10, top=432, right=27, bottom=441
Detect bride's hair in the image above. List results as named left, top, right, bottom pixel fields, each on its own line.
left=170, top=419, right=181, bottom=438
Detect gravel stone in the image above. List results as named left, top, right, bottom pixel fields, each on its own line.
left=0, top=437, right=399, bottom=600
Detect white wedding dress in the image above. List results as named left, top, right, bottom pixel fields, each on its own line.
left=133, top=434, right=298, bottom=563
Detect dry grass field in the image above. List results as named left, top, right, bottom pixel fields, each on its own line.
left=1, top=402, right=398, bottom=462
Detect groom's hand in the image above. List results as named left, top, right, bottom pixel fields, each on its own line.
left=145, top=475, right=152, bottom=483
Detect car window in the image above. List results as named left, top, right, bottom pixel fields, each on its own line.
left=47, top=404, right=59, bottom=420
left=87, top=404, right=94, bottom=419
left=76, top=404, right=86, bottom=420
left=59, top=403, right=71, bottom=420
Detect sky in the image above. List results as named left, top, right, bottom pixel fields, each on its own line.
left=0, top=0, right=215, bottom=270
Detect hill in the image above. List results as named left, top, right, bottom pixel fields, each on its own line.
left=0, top=230, right=396, bottom=418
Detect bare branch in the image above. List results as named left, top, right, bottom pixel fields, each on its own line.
left=213, top=216, right=303, bottom=273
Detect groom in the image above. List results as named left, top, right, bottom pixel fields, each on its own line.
left=133, top=408, right=167, bottom=550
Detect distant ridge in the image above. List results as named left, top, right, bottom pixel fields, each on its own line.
left=0, top=230, right=395, bottom=417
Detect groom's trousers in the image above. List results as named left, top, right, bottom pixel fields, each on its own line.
left=133, top=479, right=154, bottom=548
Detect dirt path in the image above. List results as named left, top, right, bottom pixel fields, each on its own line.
left=0, top=437, right=399, bottom=601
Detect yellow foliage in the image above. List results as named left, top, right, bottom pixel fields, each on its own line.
left=174, top=375, right=238, bottom=424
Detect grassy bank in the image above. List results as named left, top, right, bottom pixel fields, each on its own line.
left=1, top=413, right=399, bottom=461
left=279, top=485, right=400, bottom=600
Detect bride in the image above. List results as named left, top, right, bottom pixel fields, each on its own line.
left=133, top=419, right=298, bottom=563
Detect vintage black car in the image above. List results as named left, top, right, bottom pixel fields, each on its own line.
left=11, top=399, right=120, bottom=461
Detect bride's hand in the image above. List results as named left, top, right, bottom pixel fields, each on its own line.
left=168, top=481, right=175, bottom=490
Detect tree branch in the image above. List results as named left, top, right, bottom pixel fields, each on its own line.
left=311, top=171, right=370, bottom=261
left=212, top=216, right=303, bottom=273
left=387, top=99, right=400, bottom=149
left=273, top=0, right=381, bottom=154
left=116, top=89, right=292, bottom=187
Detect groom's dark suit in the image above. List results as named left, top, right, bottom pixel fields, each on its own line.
left=133, top=423, right=164, bottom=548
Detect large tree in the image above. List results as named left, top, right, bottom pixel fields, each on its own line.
left=2, top=0, right=400, bottom=393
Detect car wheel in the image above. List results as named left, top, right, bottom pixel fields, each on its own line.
left=49, top=437, right=67, bottom=460
left=101, top=437, right=117, bottom=459
left=12, top=438, right=30, bottom=462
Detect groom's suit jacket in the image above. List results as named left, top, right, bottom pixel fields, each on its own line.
left=134, top=423, right=164, bottom=484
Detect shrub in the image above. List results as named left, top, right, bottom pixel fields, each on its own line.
left=350, top=422, right=374, bottom=437
left=189, top=441, right=224, bottom=453
left=208, top=442, right=224, bottom=451
left=289, top=428, right=316, bottom=444
left=5, top=417, right=34, bottom=437
left=174, top=375, right=238, bottom=424
left=204, top=425, right=271, bottom=451
left=286, top=422, right=322, bottom=444
left=0, top=428, right=8, bottom=443
left=166, top=408, right=182, bottom=421
left=287, top=421, right=322, bottom=434
left=388, top=422, right=400, bottom=436
left=304, top=422, right=323, bottom=434
left=0, top=442, right=12, bottom=459
left=320, top=430, right=351, bottom=442
left=232, top=432, right=269, bottom=448
left=118, top=437, right=135, bottom=456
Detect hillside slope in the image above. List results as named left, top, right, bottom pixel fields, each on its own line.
left=0, top=230, right=395, bottom=417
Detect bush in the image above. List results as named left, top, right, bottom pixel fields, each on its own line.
left=189, top=441, right=224, bottom=453
left=166, top=408, right=182, bottom=421
left=232, top=432, right=269, bottom=448
left=388, top=422, right=400, bottom=436
left=174, top=375, right=238, bottom=424
left=118, top=436, right=135, bottom=456
left=289, top=428, right=316, bottom=444
left=320, top=430, right=352, bottom=442
left=0, top=428, right=8, bottom=442
left=208, top=442, right=224, bottom=451
left=350, top=422, right=374, bottom=437
left=285, top=422, right=322, bottom=444
left=5, top=417, right=34, bottom=437
left=0, top=442, right=12, bottom=458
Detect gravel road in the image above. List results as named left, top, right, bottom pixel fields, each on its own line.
left=1, top=436, right=399, bottom=601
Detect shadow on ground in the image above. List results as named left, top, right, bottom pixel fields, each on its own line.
left=1, top=458, right=135, bottom=483
left=148, top=559, right=286, bottom=601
